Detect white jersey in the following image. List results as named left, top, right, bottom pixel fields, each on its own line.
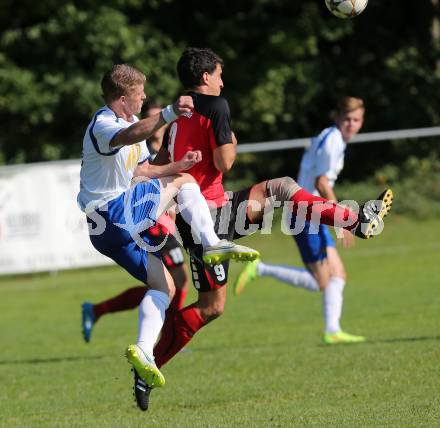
left=77, top=106, right=151, bottom=213
left=297, top=126, right=346, bottom=195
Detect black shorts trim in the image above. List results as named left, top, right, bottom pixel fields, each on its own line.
left=176, top=188, right=263, bottom=292
left=151, top=233, right=185, bottom=270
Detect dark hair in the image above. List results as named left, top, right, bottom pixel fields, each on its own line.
left=141, top=100, right=162, bottom=118
left=101, top=64, right=146, bottom=103
left=177, top=47, right=224, bottom=89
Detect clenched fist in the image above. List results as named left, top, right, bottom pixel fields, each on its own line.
left=172, top=96, right=194, bottom=116
left=178, top=150, right=202, bottom=170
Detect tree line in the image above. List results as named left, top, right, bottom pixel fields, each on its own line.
left=1, top=0, right=439, bottom=182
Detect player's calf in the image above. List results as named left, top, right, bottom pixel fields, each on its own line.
left=265, top=178, right=394, bottom=239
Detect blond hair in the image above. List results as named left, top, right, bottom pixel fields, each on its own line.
left=101, top=64, right=146, bottom=103
left=335, top=96, right=365, bottom=117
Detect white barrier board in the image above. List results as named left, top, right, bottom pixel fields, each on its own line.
left=0, top=161, right=113, bottom=275
left=1, top=126, right=438, bottom=275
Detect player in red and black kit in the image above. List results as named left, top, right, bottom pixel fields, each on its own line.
left=138, top=47, right=393, bottom=408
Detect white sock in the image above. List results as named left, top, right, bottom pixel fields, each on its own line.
left=176, top=182, right=219, bottom=247
left=257, top=262, right=320, bottom=292
left=137, top=289, right=170, bottom=357
left=323, top=277, right=345, bottom=334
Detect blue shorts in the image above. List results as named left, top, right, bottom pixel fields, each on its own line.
left=293, top=221, right=336, bottom=264
left=88, top=179, right=161, bottom=284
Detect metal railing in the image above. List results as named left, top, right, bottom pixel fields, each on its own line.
left=237, top=126, right=440, bottom=154
left=0, top=126, right=439, bottom=172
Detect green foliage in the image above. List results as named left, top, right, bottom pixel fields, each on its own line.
left=337, top=154, right=440, bottom=219
left=0, top=0, right=439, bottom=167
left=0, top=2, right=181, bottom=163
left=378, top=155, right=440, bottom=218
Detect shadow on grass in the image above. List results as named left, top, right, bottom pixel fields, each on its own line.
left=0, top=355, right=104, bottom=365
left=317, top=335, right=440, bottom=348
left=374, top=335, right=440, bottom=344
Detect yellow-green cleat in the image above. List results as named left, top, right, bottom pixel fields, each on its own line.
left=125, top=344, right=165, bottom=388
left=323, top=331, right=366, bottom=345
left=202, top=239, right=260, bottom=265
left=233, top=259, right=260, bottom=296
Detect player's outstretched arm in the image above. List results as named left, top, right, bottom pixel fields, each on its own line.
left=133, top=151, right=202, bottom=179
left=111, top=96, right=194, bottom=148
left=152, top=146, right=172, bottom=166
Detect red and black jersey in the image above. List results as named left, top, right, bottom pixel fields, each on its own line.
left=163, top=91, right=232, bottom=207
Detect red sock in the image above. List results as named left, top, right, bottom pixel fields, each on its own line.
left=169, top=287, right=187, bottom=311
left=154, top=304, right=206, bottom=368
left=291, top=189, right=358, bottom=229
left=153, top=292, right=188, bottom=366
left=93, top=286, right=147, bottom=320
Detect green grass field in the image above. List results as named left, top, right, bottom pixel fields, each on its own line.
left=1, top=217, right=440, bottom=427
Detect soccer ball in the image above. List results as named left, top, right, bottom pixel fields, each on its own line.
left=325, top=0, right=368, bottom=19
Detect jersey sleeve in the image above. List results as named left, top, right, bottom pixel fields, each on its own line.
left=314, top=132, right=341, bottom=178
left=91, top=115, right=126, bottom=154
left=314, top=142, right=332, bottom=178
left=209, top=97, right=232, bottom=148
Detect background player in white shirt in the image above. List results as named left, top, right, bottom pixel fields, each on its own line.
left=234, top=97, right=367, bottom=344
left=78, top=64, right=259, bottom=390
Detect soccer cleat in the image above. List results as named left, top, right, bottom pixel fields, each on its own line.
left=233, top=259, right=260, bottom=296
left=81, top=302, right=96, bottom=343
left=133, top=368, right=152, bottom=411
left=202, top=239, right=260, bottom=265
left=354, top=189, right=393, bottom=239
left=323, top=330, right=366, bottom=345
left=125, top=344, right=165, bottom=388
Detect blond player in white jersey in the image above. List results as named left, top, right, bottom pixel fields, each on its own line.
left=78, top=64, right=259, bottom=391
left=234, top=97, right=369, bottom=344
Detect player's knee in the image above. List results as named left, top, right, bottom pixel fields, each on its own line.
left=318, top=274, right=346, bottom=292
left=179, top=172, right=197, bottom=184
left=206, top=305, right=225, bottom=322
left=338, top=268, right=347, bottom=281
left=200, top=301, right=225, bottom=322
left=336, top=271, right=347, bottom=282
left=312, top=272, right=330, bottom=291
left=317, top=279, right=328, bottom=291
left=267, top=176, right=301, bottom=202
left=330, top=266, right=346, bottom=281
